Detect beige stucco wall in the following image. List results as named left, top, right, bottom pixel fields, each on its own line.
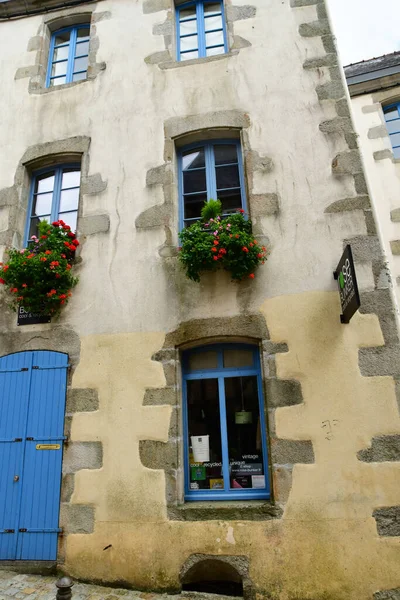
left=65, top=292, right=400, bottom=599
left=1, top=0, right=399, bottom=598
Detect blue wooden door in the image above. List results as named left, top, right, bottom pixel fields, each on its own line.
left=0, top=351, right=68, bottom=561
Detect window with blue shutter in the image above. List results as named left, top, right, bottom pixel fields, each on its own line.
left=178, top=140, right=247, bottom=230
left=46, top=25, right=90, bottom=87
left=25, top=165, right=81, bottom=245
left=176, top=0, right=227, bottom=61
left=383, top=103, right=400, bottom=159
left=182, top=344, right=270, bottom=501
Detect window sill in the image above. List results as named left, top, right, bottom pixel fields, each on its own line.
left=167, top=500, right=283, bottom=521
left=159, top=50, right=239, bottom=70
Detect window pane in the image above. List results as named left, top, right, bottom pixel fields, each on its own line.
left=35, top=174, right=55, bottom=194
left=187, top=379, right=224, bottom=491
left=74, top=56, right=88, bottom=73
left=218, top=189, right=242, bottom=213
left=181, top=51, right=199, bottom=61
left=204, top=2, right=221, bottom=15
left=216, top=165, right=240, bottom=189
left=386, top=120, right=400, bottom=134
left=50, top=76, right=67, bottom=86
left=181, top=35, right=198, bottom=52
left=182, top=149, right=205, bottom=170
left=184, top=194, right=208, bottom=220
left=29, top=215, right=51, bottom=240
left=225, top=376, right=266, bottom=490
left=53, top=45, right=69, bottom=62
left=205, top=31, right=224, bottom=48
left=77, top=27, right=90, bottom=39
left=180, top=7, right=196, bottom=20
left=205, top=14, right=223, bottom=31
left=183, top=170, right=207, bottom=194
left=394, top=147, right=400, bottom=159
left=206, top=46, right=225, bottom=57
left=384, top=107, right=399, bottom=121
left=75, top=40, right=89, bottom=57
left=60, top=188, right=79, bottom=212
left=73, top=71, right=87, bottom=82
left=58, top=211, right=77, bottom=233
left=223, top=348, right=253, bottom=368
left=32, top=193, right=53, bottom=217
left=51, top=61, right=68, bottom=77
left=62, top=170, right=80, bottom=189
left=180, top=19, right=197, bottom=36
left=214, top=145, right=238, bottom=165
left=390, top=132, right=400, bottom=147
left=55, top=31, right=70, bottom=45
left=188, top=351, right=218, bottom=371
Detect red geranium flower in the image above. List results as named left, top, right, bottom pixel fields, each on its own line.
left=238, top=209, right=245, bottom=214
left=27, top=254, right=34, bottom=259
left=3, top=265, right=9, bottom=271
left=40, top=257, right=47, bottom=262
left=67, top=231, right=75, bottom=238
left=61, top=254, right=66, bottom=258
left=66, top=264, right=72, bottom=270
left=22, top=284, right=27, bottom=288
left=213, top=240, right=219, bottom=246
left=72, top=239, right=79, bottom=246
left=213, top=256, right=219, bottom=261
left=211, top=247, right=217, bottom=253
left=0, top=278, right=5, bottom=284
left=10, top=288, right=18, bottom=293
left=40, top=235, right=47, bottom=240
left=248, top=273, right=255, bottom=279
left=242, top=247, right=249, bottom=253
left=45, top=250, right=52, bottom=255
left=52, top=221, right=60, bottom=227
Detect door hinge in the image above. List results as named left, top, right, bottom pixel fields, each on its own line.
left=21, top=367, right=29, bottom=372
left=32, top=366, right=39, bottom=370
left=19, top=528, right=27, bottom=532
left=14, top=438, right=22, bottom=442
left=3, top=529, right=15, bottom=533
left=26, top=437, right=34, bottom=441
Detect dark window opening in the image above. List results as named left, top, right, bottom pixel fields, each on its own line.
left=181, top=559, right=244, bottom=597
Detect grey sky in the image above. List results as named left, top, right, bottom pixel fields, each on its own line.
left=327, top=0, right=400, bottom=65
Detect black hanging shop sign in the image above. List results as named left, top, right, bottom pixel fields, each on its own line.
left=333, top=245, right=361, bottom=324
left=17, top=306, right=51, bottom=326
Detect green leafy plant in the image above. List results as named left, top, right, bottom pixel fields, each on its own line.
left=179, top=200, right=267, bottom=282
left=0, top=219, right=79, bottom=316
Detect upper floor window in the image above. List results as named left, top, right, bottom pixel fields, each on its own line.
left=383, top=103, right=400, bottom=159
left=176, top=0, right=227, bottom=61
left=25, top=165, right=80, bottom=244
left=46, top=25, right=90, bottom=87
left=182, top=344, right=270, bottom=501
left=178, top=140, right=246, bottom=229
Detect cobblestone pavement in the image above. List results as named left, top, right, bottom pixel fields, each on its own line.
left=0, top=571, right=235, bottom=600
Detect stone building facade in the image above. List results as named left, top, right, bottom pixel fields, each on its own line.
left=0, top=0, right=400, bottom=598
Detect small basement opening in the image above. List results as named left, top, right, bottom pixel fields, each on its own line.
left=181, top=559, right=244, bottom=597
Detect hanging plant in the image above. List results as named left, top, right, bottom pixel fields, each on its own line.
left=179, top=199, right=267, bottom=282
left=0, top=220, right=79, bottom=317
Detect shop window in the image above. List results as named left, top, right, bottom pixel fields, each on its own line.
left=25, top=165, right=81, bottom=244
left=182, top=344, right=270, bottom=501
left=383, top=103, right=400, bottom=159
left=178, top=140, right=247, bottom=229
left=176, top=0, right=227, bottom=61
left=46, top=25, right=90, bottom=87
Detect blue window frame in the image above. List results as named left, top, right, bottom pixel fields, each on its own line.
left=176, top=0, right=227, bottom=61
left=182, top=344, right=270, bottom=501
left=178, top=140, right=247, bottom=229
left=46, top=25, right=90, bottom=87
left=383, top=103, right=400, bottom=159
left=25, top=165, right=81, bottom=245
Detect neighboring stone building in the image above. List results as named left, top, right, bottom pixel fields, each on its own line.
left=0, top=0, right=400, bottom=598
left=345, top=52, right=400, bottom=317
